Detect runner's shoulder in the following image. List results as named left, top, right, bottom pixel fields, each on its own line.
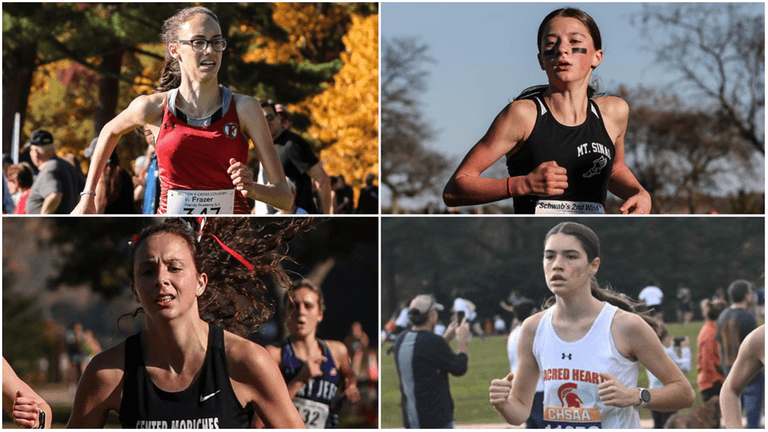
left=593, top=96, right=628, bottom=121
left=80, top=340, right=126, bottom=394
left=128, top=93, right=166, bottom=121
left=233, top=93, right=260, bottom=111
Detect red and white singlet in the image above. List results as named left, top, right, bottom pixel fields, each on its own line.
left=155, top=87, right=250, bottom=215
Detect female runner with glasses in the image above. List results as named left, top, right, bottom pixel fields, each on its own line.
left=73, top=6, right=292, bottom=215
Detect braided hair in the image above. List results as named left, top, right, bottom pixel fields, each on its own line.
left=127, top=217, right=314, bottom=337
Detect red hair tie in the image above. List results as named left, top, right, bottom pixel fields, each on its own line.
left=207, top=233, right=255, bottom=272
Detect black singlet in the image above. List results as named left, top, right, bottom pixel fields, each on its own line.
left=506, top=95, right=615, bottom=214
left=119, top=324, right=254, bottom=428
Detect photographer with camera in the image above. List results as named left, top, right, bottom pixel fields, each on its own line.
left=393, top=294, right=470, bottom=428
left=647, top=324, right=691, bottom=427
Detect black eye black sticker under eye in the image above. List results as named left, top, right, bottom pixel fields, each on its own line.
left=572, top=48, right=587, bottom=54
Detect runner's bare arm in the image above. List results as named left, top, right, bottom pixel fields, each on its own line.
left=720, top=325, right=764, bottom=428
left=328, top=341, right=360, bottom=402
left=235, top=95, right=292, bottom=211
left=3, top=357, right=53, bottom=428
left=444, top=100, right=567, bottom=206
left=72, top=94, right=165, bottom=214
left=606, top=311, right=694, bottom=411
left=227, top=335, right=305, bottom=428
left=66, top=344, right=125, bottom=428
left=490, top=313, right=542, bottom=425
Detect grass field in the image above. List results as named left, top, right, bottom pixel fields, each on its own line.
left=381, top=320, right=734, bottom=428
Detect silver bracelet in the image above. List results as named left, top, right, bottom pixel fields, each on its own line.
left=80, top=190, right=96, bottom=196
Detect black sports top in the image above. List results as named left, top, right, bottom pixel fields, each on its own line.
left=506, top=95, right=615, bottom=214
left=279, top=338, right=341, bottom=428
left=119, top=324, right=254, bottom=428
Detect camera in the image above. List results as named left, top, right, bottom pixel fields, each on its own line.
left=673, top=336, right=686, bottom=346
left=456, top=311, right=465, bottom=322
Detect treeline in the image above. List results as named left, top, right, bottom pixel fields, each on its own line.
left=382, top=217, right=764, bottom=319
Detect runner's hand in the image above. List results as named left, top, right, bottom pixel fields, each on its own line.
left=12, top=390, right=42, bottom=429
left=524, top=161, right=568, bottom=196
left=228, top=158, right=254, bottom=197
left=71, top=194, right=97, bottom=214
left=344, top=382, right=361, bottom=403
left=619, top=190, right=651, bottom=214
left=298, top=352, right=326, bottom=383
left=489, top=373, right=514, bottom=407
left=597, top=372, right=636, bottom=407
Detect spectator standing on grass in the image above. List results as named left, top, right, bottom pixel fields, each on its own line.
left=716, top=279, right=762, bottom=429
left=393, top=295, right=469, bottom=428
left=697, top=299, right=727, bottom=401
left=638, top=281, right=664, bottom=321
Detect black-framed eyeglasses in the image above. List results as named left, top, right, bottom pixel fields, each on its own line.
left=264, top=114, right=277, bottom=122
left=177, top=39, right=227, bottom=53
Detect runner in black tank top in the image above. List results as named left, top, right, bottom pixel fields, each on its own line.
left=506, top=93, right=614, bottom=214
left=66, top=218, right=309, bottom=428
left=120, top=325, right=253, bottom=428
left=443, top=8, right=651, bottom=214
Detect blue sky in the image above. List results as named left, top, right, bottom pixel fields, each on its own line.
left=381, top=2, right=765, bottom=209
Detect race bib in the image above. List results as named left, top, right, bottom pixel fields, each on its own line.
left=544, top=407, right=602, bottom=429
left=293, top=398, right=329, bottom=429
left=535, top=200, right=605, bottom=215
left=166, top=190, right=235, bottom=215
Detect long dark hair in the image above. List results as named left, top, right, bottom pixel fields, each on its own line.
left=541, top=222, right=660, bottom=334
left=154, top=6, right=221, bottom=94
left=516, top=8, right=602, bottom=101
left=127, top=217, right=314, bottom=337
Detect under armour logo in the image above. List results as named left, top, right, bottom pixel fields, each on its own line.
left=562, top=353, right=573, bottom=360
left=162, top=123, right=175, bottom=130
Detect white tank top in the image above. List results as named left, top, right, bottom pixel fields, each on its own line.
left=533, top=302, right=641, bottom=429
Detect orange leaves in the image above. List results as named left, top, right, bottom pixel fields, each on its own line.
left=306, top=14, right=378, bottom=190
left=244, top=3, right=350, bottom=65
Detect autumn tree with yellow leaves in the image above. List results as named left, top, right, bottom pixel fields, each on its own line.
left=302, top=14, right=378, bottom=198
